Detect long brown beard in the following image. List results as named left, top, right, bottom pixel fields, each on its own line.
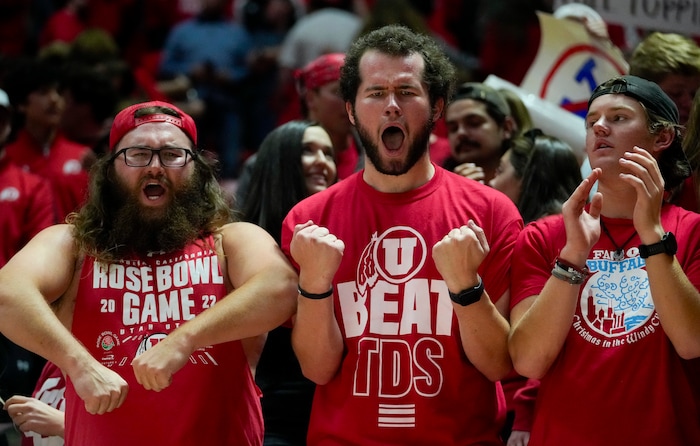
left=105, top=169, right=209, bottom=256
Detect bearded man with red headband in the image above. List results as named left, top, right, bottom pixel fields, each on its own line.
left=0, top=101, right=298, bottom=446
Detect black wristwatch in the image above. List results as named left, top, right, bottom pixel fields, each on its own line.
left=639, top=232, right=677, bottom=259
left=448, top=277, right=484, bottom=306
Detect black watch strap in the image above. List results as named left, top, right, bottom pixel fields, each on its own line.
left=639, top=232, right=677, bottom=259
left=448, top=277, right=484, bottom=306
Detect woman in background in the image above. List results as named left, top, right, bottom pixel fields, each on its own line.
left=490, top=129, right=582, bottom=224
left=239, top=119, right=336, bottom=445
left=490, top=129, right=581, bottom=446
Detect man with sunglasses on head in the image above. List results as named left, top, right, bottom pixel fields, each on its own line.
left=0, top=101, right=298, bottom=446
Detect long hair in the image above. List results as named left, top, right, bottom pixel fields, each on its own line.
left=241, top=120, right=325, bottom=244
left=68, top=150, right=232, bottom=263
left=510, top=130, right=582, bottom=223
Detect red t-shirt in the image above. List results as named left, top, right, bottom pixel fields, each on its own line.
left=282, top=166, right=523, bottom=445
left=511, top=207, right=700, bottom=445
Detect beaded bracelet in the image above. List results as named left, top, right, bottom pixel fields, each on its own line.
left=551, top=257, right=589, bottom=285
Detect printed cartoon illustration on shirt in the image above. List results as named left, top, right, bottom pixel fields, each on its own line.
left=577, top=250, right=657, bottom=348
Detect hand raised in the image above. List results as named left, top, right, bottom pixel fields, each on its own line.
left=291, top=221, right=344, bottom=293
left=432, top=220, right=488, bottom=291
left=560, top=168, right=602, bottom=262
left=453, top=163, right=485, bottom=183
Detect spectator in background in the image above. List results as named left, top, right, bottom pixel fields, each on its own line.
left=59, top=64, right=119, bottom=153
left=240, top=120, right=336, bottom=445
left=677, top=90, right=700, bottom=212
left=632, top=33, right=700, bottom=213
left=241, top=120, right=336, bottom=242
left=0, top=89, right=54, bottom=262
left=294, top=53, right=362, bottom=180
left=0, top=88, right=54, bottom=446
left=239, top=0, right=300, bottom=150
left=38, top=0, right=88, bottom=49
left=274, top=0, right=363, bottom=126
left=277, top=0, right=363, bottom=71
left=444, top=82, right=515, bottom=183
left=5, top=361, right=66, bottom=446
left=160, top=0, right=254, bottom=178
left=356, top=0, right=478, bottom=82
left=237, top=52, right=360, bottom=204
left=498, top=88, right=533, bottom=138
left=488, top=129, right=581, bottom=445
left=3, top=57, right=91, bottom=221
left=490, top=129, right=582, bottom=224
left=629, top=31, right=700, bottom=126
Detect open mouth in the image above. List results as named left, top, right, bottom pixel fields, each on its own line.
left=144, top=183, right=166, bottom=200
left=382, top=127, right=405, bottom=151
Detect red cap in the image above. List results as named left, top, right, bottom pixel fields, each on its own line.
left=295, top=53, right=345, bottom=93
left=109, top=100, right=197, bottom=150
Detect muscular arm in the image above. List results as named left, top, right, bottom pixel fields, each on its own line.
left=0, top=225, right=77, bottom=362
left=0, top=225, right=128, bottom=413
left=132, top=222, right=298, bottom=390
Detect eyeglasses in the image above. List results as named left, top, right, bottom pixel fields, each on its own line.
left=112, top=147, right=195, bottom=167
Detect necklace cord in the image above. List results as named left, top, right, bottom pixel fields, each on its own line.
left=600, top=219, right=637, bottom=255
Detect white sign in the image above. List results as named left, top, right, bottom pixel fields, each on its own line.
left=554, top=0, right=700, bottom=35
left=520, top=12, right=629, bottom=118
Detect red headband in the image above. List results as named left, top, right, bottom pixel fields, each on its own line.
left=109, top=100, right=197, bottom=150
left=295, top=53, right=345, bottom=93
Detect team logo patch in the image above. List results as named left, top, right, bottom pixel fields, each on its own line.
left=356, top=226, right=427, bottom=297
left=97, top=331, right=120, bottom=351
left=136, top=333, right=168, bottom=357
